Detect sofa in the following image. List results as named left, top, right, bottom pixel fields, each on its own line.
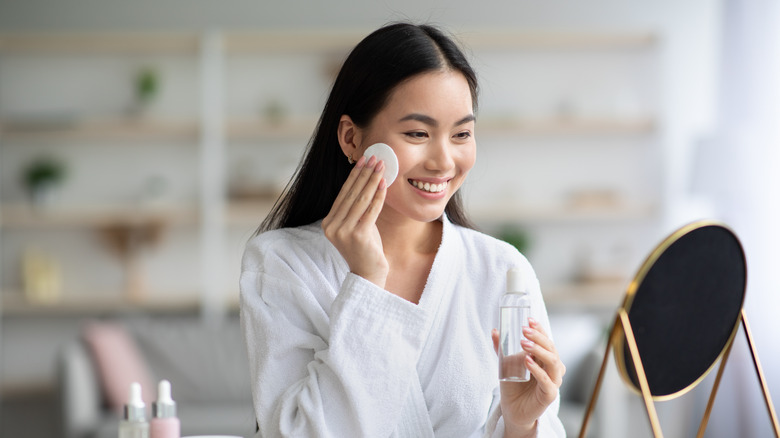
left=57, top=312, right=611, bottom=438
left=57, top=315, right=256, bottom=438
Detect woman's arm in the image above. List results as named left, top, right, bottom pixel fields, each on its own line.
left=241, top=267, right=427, bottom=437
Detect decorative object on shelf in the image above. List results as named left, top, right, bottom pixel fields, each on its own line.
left=495, top=225, right=531, bottom=254
left=22, top=247, right=62, bottom=304
left=99, top=222, right=164, bottom=303
left=131, top=66, right=160, bottom=115
left=261, top=98, right=287, bottom=126
left=565, top=188, right=622, bottom=211
left=572, top=242, right=632, bottom=286
left=21, top=155, right=67, bottom=209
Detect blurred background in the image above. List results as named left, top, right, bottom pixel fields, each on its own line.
left=0, top=0, right=778, bottom=437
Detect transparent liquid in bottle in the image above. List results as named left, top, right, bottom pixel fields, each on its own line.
left=499, top=301, right=530, bottom=382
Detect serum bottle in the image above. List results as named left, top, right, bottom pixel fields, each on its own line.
left=499, top=268, right=531, bottom=382
left=119, top=382, right=150, bottom=438
left=150, top=379, right=180, bottom=438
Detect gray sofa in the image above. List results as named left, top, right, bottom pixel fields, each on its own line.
left=57, top=313, right=609, bottom=438
left=57, top=315, right=256, bottom=438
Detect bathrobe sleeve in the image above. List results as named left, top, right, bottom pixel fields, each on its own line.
left=240, top=233, right=429, bottom=438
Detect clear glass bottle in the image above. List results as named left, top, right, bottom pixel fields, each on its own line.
left=119, top=382, right=150, bottom=438
left=499, top=268, right=531, bottom=382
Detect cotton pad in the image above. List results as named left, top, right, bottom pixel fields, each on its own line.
left=362, top=143, right=399, bottom=186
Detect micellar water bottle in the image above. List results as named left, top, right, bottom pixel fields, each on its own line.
left=499, top=268, right=531, bottom=382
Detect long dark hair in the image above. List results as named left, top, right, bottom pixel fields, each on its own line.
left=257, top=23, right=478, bottom=233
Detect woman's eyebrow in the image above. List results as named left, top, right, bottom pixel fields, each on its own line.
left=399, top=113, right=437, bottom=127
left=455, top=114, right=476, bottom=126
left=398, top=113, right=475, bottom=127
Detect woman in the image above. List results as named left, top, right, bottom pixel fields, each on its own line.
left=240, top=22, right=566, bottom=438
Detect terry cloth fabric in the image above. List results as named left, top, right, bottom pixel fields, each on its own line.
left=240, top=214, right=565, bottom=437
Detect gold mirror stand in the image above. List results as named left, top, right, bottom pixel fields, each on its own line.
left=578, top=308, right=780, bottom=438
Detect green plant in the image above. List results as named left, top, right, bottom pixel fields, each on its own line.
left=23, top=156, right=66, bottom=190
left=497, top=225, right=531, bottom=254
left=136, top=67, right=159, bottom=103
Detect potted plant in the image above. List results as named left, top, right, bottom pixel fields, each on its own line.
left=22, top=156, right=67, bottom=208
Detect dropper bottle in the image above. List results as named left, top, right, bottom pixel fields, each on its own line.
left=119, top=382, right=150, bottom=438
left=150, top=379, right=180, bottom=438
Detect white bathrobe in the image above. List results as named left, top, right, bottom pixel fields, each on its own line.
left=240, top=215, right=566, bottom=438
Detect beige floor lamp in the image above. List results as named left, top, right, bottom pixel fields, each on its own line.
left=578, top=220, right=780, bottom=438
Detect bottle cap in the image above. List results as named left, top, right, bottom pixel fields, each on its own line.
left=152, top=379, right=177, bottom=418
left=124, top=382, right=147, bottom=422
left=506, top=268, right=526, bottom=294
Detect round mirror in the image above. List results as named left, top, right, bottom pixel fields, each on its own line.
left=614, top=220, right=747, bottom=400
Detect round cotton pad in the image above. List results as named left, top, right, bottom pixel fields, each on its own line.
left=362, top=143, right=399, bottom=186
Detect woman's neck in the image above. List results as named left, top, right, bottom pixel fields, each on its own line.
left=376, top=213, right=442, bottom=259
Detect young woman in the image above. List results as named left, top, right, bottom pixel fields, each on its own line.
left=240, top=23, right=566, bottom=438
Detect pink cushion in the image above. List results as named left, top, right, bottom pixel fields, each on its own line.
left=82, top=321, right=155, bottom=412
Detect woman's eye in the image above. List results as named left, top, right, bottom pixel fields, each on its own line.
left=455, top=131, right=472, bottom=140
left=405, top=131, right=428, bottom=139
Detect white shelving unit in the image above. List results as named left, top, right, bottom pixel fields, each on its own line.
left=0, top=28, right=662, bottom=317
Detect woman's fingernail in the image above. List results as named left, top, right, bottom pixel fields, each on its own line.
left=521, top=339, right=535, bottom=349
left=367, top=155, right=377, bottom=167
left=528, top=317, right=538, bottom=327
left=356, top=156, right=366, bottom=168
left=375, top=160, right=385, bottom=173
left=523, top=326, right=533, bottom=336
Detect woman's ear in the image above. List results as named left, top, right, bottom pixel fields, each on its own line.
left=337, top=115, right=363, bottom=161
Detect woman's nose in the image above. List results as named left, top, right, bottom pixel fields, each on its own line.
left=424, top=138, right=455, bottom=171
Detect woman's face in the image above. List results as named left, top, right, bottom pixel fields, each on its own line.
left=357, top=70, right=476, bottom=224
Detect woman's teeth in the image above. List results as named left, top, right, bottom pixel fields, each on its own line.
left=410, top=180, right=447, bottom=193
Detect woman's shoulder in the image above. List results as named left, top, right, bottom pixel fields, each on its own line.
left=242, top=221, right=328, bottom=271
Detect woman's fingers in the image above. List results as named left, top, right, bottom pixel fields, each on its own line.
left=325, top=156, right=384, bottom=228
left=329, top=156, right=366, bottom=215
left=521, top=320, right=566, bottom=386
left=524, top=356, right=559, bottom=403
left=358, top=174, right=387, bottom=227
left=343, top=159, right=386, bottom=228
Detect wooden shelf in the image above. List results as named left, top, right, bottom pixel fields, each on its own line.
left=223, top=115, right=654, bottom=141
left=0, top=30, right=656, bottom=55
left=0, top=203, right=198, bottom=228
left=226, top=198, right=277, bottom=226
left=477, top=116, right=655, bottom=136
left=0, top=116, right=652, bottom=142
left=543, top=279, right=629, bottom=312
left=226, top=117, right=317, bottom=141
left=471, top=202, right=657, bottom=225
left=225, top=30, right=362, bottom=53
left=0, top=292, right=202, bottom=316
left=0, top=32, right=200, bottom=54
left=0, top=201, right=282, bottom=229
left=223, top=29, right=657, bottom=53
left=460, top=30, right=657, bottom=50
left=0, top=117, right=200, bottom=142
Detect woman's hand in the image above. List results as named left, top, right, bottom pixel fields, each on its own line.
left=322, top=155, right=389, bottom=288
left=491, top=318, right=566, bottom=438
